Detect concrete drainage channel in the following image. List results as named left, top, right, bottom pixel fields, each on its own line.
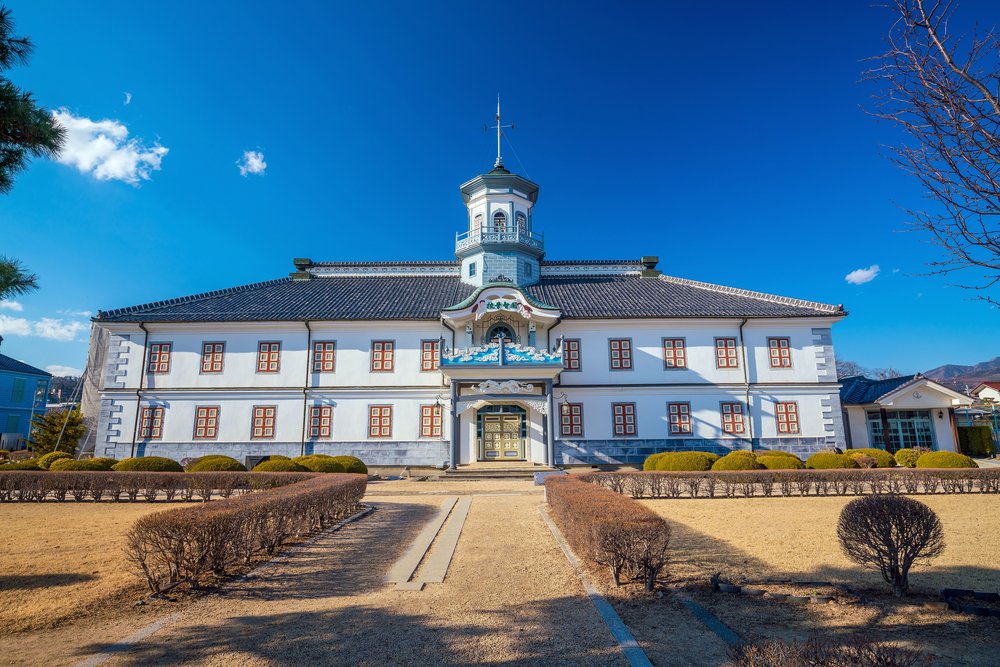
left=385, top=495, right=473, bottom=591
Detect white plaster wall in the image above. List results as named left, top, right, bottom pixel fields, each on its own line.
left=845, top=405, right=871, bottom=448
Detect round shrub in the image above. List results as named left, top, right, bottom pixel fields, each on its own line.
left=649, top=452, right=717, bottom=471
left=252, top=459, right=309, bottom=472
left=846, top=448, right=896, bottom=468
left=757, top=455, right=805, bottom=470
left=0, top=449, right=9, bottom=459
left=112, top=456, right=184, bottom=472
left=187, top=455, right=247, bottom=472
left=712, top=452, right=764, bottom=471
left=266, top=454, right=290, bottom=461
left=806, top=452, right=859, bottom=469
left=643, top=452, right=668, bottom=471
left=915, top=451, right=978, bottom=469
left=294, top=456, right=347, bottom=473
left=2, top=459, right=42, bottom=470
left=51, top=457, right=117, bottom=471
left=329, top=455, right=368, bottom=474
left=894, top=448, right=924, bottom=468
left=37, top=451, right=73, bottom=469
left=754, top=450, right=801, bottom=461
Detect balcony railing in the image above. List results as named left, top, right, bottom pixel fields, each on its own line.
left=455, top=227, right=545, bottom=254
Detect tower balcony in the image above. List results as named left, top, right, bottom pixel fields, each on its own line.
left=455, top=227, right=545, bottom=256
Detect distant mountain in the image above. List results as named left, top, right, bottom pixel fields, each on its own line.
left=924, top=356, right=1000, bottom=392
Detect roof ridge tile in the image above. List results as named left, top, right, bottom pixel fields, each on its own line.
left=658, top=274, right=844, bottom=314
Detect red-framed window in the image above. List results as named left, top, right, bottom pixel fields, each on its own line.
left=421, top=340, right=440, bottom=372
left=775, top=401, right=800, bottom=434
left=612, top=402, right=637, bottom=437
left=257, top=342, right=281, bottom=373
left=667, top=402, right=692, bottom=435
left=312, top=341, right=336, bottom=372
left=200, top=342, right=225, bottom=374
left=193, top=406, right=219, bottom=439
left=715, top=337, right=739, bottom=369
left=139, top=407, right=164, bottom=440
left=609, top=338, right=633, bottom=370
left=721, top=402, right=745, bottom=434
left=251, top=405, right=276, bottom=439
left=563, top=338, right=581, bottom=371
left=369, top=405, right=393, bottom=438
left=560, top=403, right=584, bottom=437
left=768, top=337, right=792, bottom=369
left=420, top=404, right=443, bottom=437
left=371, top=340, right=395, bottom=372
left=662, top=338, right=687, bottom=369
left=147, top=343, right=171, bottom=374
left=309, top=405, right=333, bottom=439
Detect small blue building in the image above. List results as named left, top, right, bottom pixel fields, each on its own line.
left=0, top=336, right=51, bottom=450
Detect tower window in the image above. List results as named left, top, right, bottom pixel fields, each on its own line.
left=492, top=211, right=507, bottom=232
left=524, top=262, right=532, bottom=277
left=473, top=213, right=482, bottom=235
left=469, top=261, right=477, bottom=277
left=515, top=212, right=526, bottom=234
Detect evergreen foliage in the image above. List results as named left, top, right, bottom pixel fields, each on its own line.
left=29, top=408, right=85, bottom=456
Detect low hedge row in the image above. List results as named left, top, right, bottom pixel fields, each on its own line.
left=125, top=473, right=367, bottom=592
left=585, top=468, right=1000, bottom=500
left=545, top=476, right=669, bottom=591
left=0, top=471, right=315, bottom=503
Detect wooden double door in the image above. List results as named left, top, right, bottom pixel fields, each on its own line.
left=480, top=413, right=525, bottom=461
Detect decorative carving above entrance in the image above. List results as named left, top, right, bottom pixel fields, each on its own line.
left=474, top=380, right=535, bottom=394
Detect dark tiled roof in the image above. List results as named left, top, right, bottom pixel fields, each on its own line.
left=0, top=353, right=50, bottom=377
left=97, top=271, right=843, bottom=323
left=839, top=375, right=917, bottom=404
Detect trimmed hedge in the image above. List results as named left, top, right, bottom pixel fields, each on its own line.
left=51, top=458, right=117, bottom=471
left=125, top=473, right=367, bottom=591
left=648, top=452, right=718, bottom=471
left=894, top=448, right=925, bottom=468
left=545, top=476, right=669, bottom=591
left=958, top=426, right=995, bottom=457
left=113, top=456, right=185, bottom=472
left=329, top=456, right=368, bottom=474
left=294, top=456, right=347, bottom=473
left=1, top=459, right=41, bottom=470
left=915, top=451, right=978, bottom=469
left=253, top=459, right=309, bottom=473
left=845, top=448, right=896, bottom=468
left=754, top=450, right=801, bottom=460
left=37, top=451, right=73, bottom=470
left=712, top=452, right=764, bottom=471
left=187, top=456, right=247, bottom=472
left=806, top=453, right=860, bottom=469
left=758, top=456, right=804, bottom=470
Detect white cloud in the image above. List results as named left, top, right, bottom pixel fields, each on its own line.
left=57, top=309, right=93, bottom=317
left=46, top=365, right=83, bottom=377
left=0, top=315, right=87, bottom=341
left=0, top=300, right=23, bottom=312
left=52, top=108, right=168, bottom=184
left=123, top=91, right=132, bottom=105
left=0, top=314, right=32, bottom=336
left=237, top=150, right=267, bottom=176
left=845, top=264, right=880, bottom=285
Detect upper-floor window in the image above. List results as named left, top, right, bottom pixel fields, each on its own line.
left=612, top=402, right=637, bottom=437
left=775, top=401, right=800, bottom=434
left=369, top=405, right=393, bottom=438
left=515, top=211, right=526, bottom=233
left=251, top=405, right=276, bottom=439
left=609, top=338, right=633, bottom=370
left=10, top=378, right=25, bottom=401
left=667, top=402, right=692, bottom=435
left=421, top=340, right=440, bottom=371
left=721, top=402, right=745, bottom=434
left=420, top=404, right=443, bottom=437
left=257, top=342, right=281, bottom=373
left=201, top=342, right=225, bottom=373
left=371, top=340, right=395, bottom=372
left=310, top=405, right=333, bottom=439
left=662, top=338, right=687, bottom=369
left=147, top=343, right=172, bottom=374
left=492, top=211, right=507, bottom=232
left=313, top=341, right=337, bottom=372
left=715, top=337, right=739, bottom=369
left=193, top=406, right=219, bottom=439
left=140, top=406, right=164, bottom=440
left=560, top=403, right=584, bottom=437
left=563, top=338, right=581, bottom=372
left=768, top=337, right=792, bottom=368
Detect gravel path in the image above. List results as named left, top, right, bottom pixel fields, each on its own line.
left=78, top=491, right=624, bottom=666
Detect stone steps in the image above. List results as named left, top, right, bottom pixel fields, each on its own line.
left=441, top=465, right=558, bottom=481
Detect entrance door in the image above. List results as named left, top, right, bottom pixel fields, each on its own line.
left=481, top=414, right=524, bottom=460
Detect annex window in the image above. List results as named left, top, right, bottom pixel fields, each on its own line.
left=140, top=407, right=164, bottom=440
left=368, top=405, right=393, bottom=438
left=312, top=341, right=337, bottom=372
left=775, top=402, right=799, bottom=434
left=768, top=337, right=792, bottom=368
left=371, top=340, right=395, bottom=372
left=667, top=402, right=692, bottom=435
left=256, top=342, right=281, bottom=373
left=563, top=338, right=581, bottom=371
left=609, top=338, right=633, bottom=370
left=251, top=405, right=276, bottom=439
left=193, top=406, right=219, bottom=439
left=421, top=340, right=440, bottom=371
left=309, top=406, right=333, bottom=439
left=560, top=403, right=584, bottom=437
left=420, top=404, right=443, bottom=438
left=200, top=342, right=225, bottom=373
left=147, top=343, right=172, bottom=374
left=721, top=402, right=746, bottom=434
left=662, top=338, right=687, bottom=369
left=492, top=210, right=507, bottom=232
left=612, top=402, right=637, bottom=437
left=715, top=337, right=739, bottom=369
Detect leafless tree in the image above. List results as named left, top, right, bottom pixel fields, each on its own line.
left=838, top=495, right=945, bottom=596
left=870, top=0, right=1000, bottom=305
left=837, top=359, right=902, bottom=379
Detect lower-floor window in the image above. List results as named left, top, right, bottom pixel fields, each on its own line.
left=667, top=402, right=692, bottom=435
left=775, top=401, right=800, bottom=434
left=420, top=404, right=443, bottom=437
left=310, top=406, right=333, bottom=439
left=252, top=406, right=276, bottom=439
left=140, top=407, right=164, bottom=440
left=612, top=402, right=636, bottom=437
left=560, top=403, right=584, bottom=436
left=866, top=410, right=935, bottom=450
left=193, top=406, right=219, bottom=439
left=721, top=402, right=745, bottom=434
left=369, top=405, right=393, bottom=438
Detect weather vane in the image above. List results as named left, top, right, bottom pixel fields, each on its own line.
left=485, top=95, right=513, bottom=169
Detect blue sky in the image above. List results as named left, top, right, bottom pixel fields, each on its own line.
left=2, top=1, right=998, bottom=376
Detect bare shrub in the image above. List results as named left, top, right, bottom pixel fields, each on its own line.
left=732, top=634, right=931, bottom=667
left=838, top=495, right=945, bottom=596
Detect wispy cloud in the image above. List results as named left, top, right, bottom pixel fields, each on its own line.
left=52, top=109, right=168, bottom=184
left=845, top=264, right=880, bottom=286
left=0, top=315, right=87, bottom=341
left=0, top=300, right=23, bottom=312
left=0, top=314, right=32, bottom=336
left=57, top=309, right=93, bottom=317
left=123, top=91, right=132, bottom=105
left=46, top=364, right=82, bottom=377
left=237, top=150, right=267, bottom=176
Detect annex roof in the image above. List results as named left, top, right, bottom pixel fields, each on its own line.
left=0, top=353, right=51, bottom=377
left=840, top=374, right=972, bottom=406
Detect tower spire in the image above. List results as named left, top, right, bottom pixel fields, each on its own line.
left=486, top=95, right=513, bottom=169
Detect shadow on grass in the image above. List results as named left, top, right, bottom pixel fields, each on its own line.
left=0, top=573, right=97, bottom=590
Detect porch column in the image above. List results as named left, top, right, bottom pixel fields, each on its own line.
left=879, top=407, right=893, bottom=453
left=545, top=379, right=555, bottom=466
left=450, top=381, right=460, bottom=469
